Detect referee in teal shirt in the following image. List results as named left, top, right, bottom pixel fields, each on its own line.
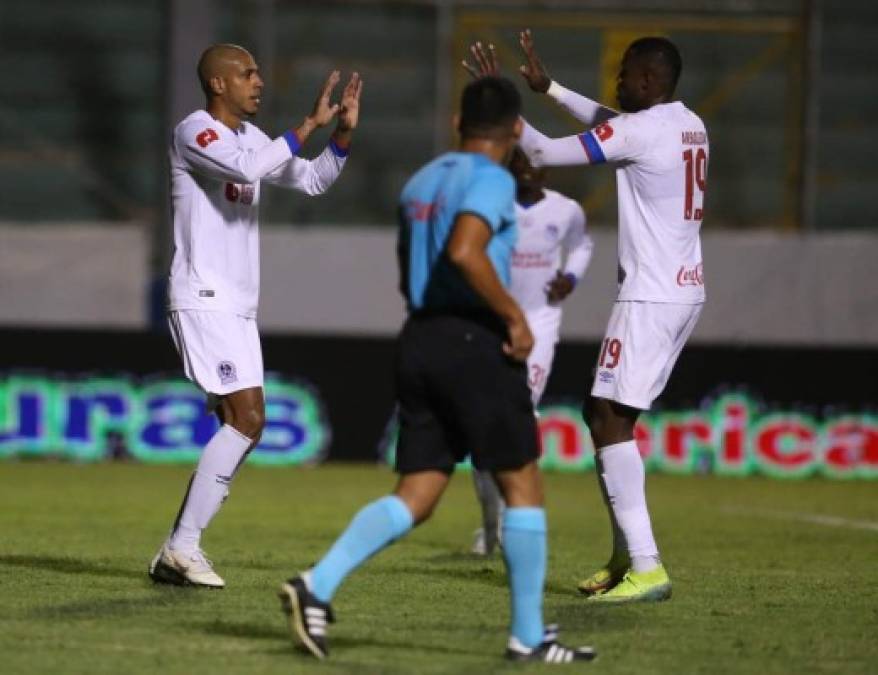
left=280, top=76, right=595, bottom=665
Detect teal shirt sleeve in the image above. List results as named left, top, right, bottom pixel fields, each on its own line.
left=458, top=165, right=515, bottom=232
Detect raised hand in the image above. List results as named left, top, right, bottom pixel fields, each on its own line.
left=336, top=72, right=363, bottom=132
left=308, top=70, right=342, bottom=128
left=518, top=29, right=551, bottom=93
left=461, top=41, right=501, bottom=79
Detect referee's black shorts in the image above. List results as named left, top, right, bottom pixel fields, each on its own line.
left=394, top=310, right=540, bottom=475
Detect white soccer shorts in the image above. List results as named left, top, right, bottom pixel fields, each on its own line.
left=525, top=308, right=562, bottom=407
left=591, top=301, right=702, bottom=410
left=168, top=310, right=264, bottom=401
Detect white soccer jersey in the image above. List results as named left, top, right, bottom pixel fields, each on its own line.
left=521, top=99, right=708, bottom=304
left=168, top=110, right=348, bottom=317
left=509, top=189, right=593, bottom=315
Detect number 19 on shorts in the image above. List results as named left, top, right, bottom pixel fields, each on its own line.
left=598, top=338, right=622, bottom=369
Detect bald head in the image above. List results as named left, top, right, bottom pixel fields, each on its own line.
left=196, top=44, right=264, bottom=124
left=197, top=44, right=253, bottom=96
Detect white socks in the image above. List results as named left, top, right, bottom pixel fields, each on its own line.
left=598, top=440, right=660, bottom=573
left=472, top=468, right=505, bottom=535
left=168, top=424, right=253, bottom=553
left=594, top=452, right=629, bottom=565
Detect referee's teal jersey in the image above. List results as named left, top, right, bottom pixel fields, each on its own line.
left=398, top=152, right=517, bottom=312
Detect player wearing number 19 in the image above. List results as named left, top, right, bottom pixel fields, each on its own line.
left=500, top=33, right=708, bottom=602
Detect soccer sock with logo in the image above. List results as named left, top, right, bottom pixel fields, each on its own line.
left=307, top=495, right=413, bottom=603
left=598, top=440, right=660, bottom=573
left=594, top=453, right=629, bottom=565
left=502, top=507, right=546, bottom=648
left=168, top=424, right=252, bottom=552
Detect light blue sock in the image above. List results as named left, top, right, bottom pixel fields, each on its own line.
left=309, top=495, right=413, bottom=603
left=502, top=507, right=547, bottom=648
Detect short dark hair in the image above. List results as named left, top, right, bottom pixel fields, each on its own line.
left=627, top=37, right=683, bottom=93
left=458, top=76, right=521, bottom=139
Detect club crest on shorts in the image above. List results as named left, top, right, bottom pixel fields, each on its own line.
left=217, top=360, right=237, bottom=385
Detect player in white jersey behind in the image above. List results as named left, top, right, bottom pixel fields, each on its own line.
left=148, top=44, right=361, bottom=588
left=466, top=32, right=707, bottom=601
left=471, top=147, right=593, bottom=555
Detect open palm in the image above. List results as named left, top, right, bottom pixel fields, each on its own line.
left=337, top=72, right=363, bottom=132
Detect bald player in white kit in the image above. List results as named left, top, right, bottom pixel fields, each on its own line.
left=471, top=147, right=593, bottom=556
left=466, top=32, right=707, bottom=602
left=148, top=44, right=362, bottom=588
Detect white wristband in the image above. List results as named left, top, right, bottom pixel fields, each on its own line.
left=546, top=80, right=568, bottom=103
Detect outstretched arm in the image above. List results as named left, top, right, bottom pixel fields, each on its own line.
left=263, top=148, right=347, bottom=195
left=519, top=121, right=594, bottom=167
left=545, top=81, right=618, bottom=127
left=177, top=123, right=295, bottom=185
left=518, top=29, right=618, bottom=127
left=461, top=36, right=613, bottom=168
left=460, top=42, right=589, bottom=167
left=521, top=108, right=653, bottom=168
left=264, top=72, right=363, bottom=194
left=179, top=70, right=346, bottom=186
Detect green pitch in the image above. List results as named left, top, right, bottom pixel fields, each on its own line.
left=1, top=463, right=875, bottom=674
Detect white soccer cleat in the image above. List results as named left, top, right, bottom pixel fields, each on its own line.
left=471, top=527, right=488, bottom=555
left=148, top=543, right=225, bottom=588
left=471, top=524, right=503, bottom=556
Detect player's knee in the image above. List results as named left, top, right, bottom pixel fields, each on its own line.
left=396, top=494, right=435, bottom=526
left=495, top=462, right=544, bottom=507
left=584, top=401, right=608, bottom=446
left=581, top=399, right=595, bottom=427
left=232, top=406, right=265, bottom=441
left=395, top=482, right=446, bottom=526
left=411, top=503, right=436, bottom=526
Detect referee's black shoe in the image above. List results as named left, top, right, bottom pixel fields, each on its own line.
left=278, top=575, right=335, bottom=659
left=505, top=624, right=597, bottom=664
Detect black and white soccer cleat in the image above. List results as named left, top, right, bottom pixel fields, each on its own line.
left=505, top=624, right=596, bottom=664
left=278, top=575, right=335, bottom=659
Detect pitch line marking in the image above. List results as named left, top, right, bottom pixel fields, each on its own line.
left=722, top=506, right=878, bottom=533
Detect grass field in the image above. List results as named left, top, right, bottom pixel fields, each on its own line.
left=0, top=463, right=876, bottom=674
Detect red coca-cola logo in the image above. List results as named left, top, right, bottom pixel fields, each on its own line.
left=676, top=263, right=704, bottom=287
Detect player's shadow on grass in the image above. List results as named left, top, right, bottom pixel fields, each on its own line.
left=325, top=634, right=480, bottom=658
left=203, top=620, right=479, bottom=660
left=0, top=554, right=140, bottom=580
left=388, top=554, right=571, bottom=596
left=31, top=591, right=198, bottom=620
left=549, top=600, right=642, bottom=635
left=202, top=618, right=288, bottom=642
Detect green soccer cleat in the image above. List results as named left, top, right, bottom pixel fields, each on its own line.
left=577, top=560, right=628, bottom=596
left=585, top=564, right=672, bottom=604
